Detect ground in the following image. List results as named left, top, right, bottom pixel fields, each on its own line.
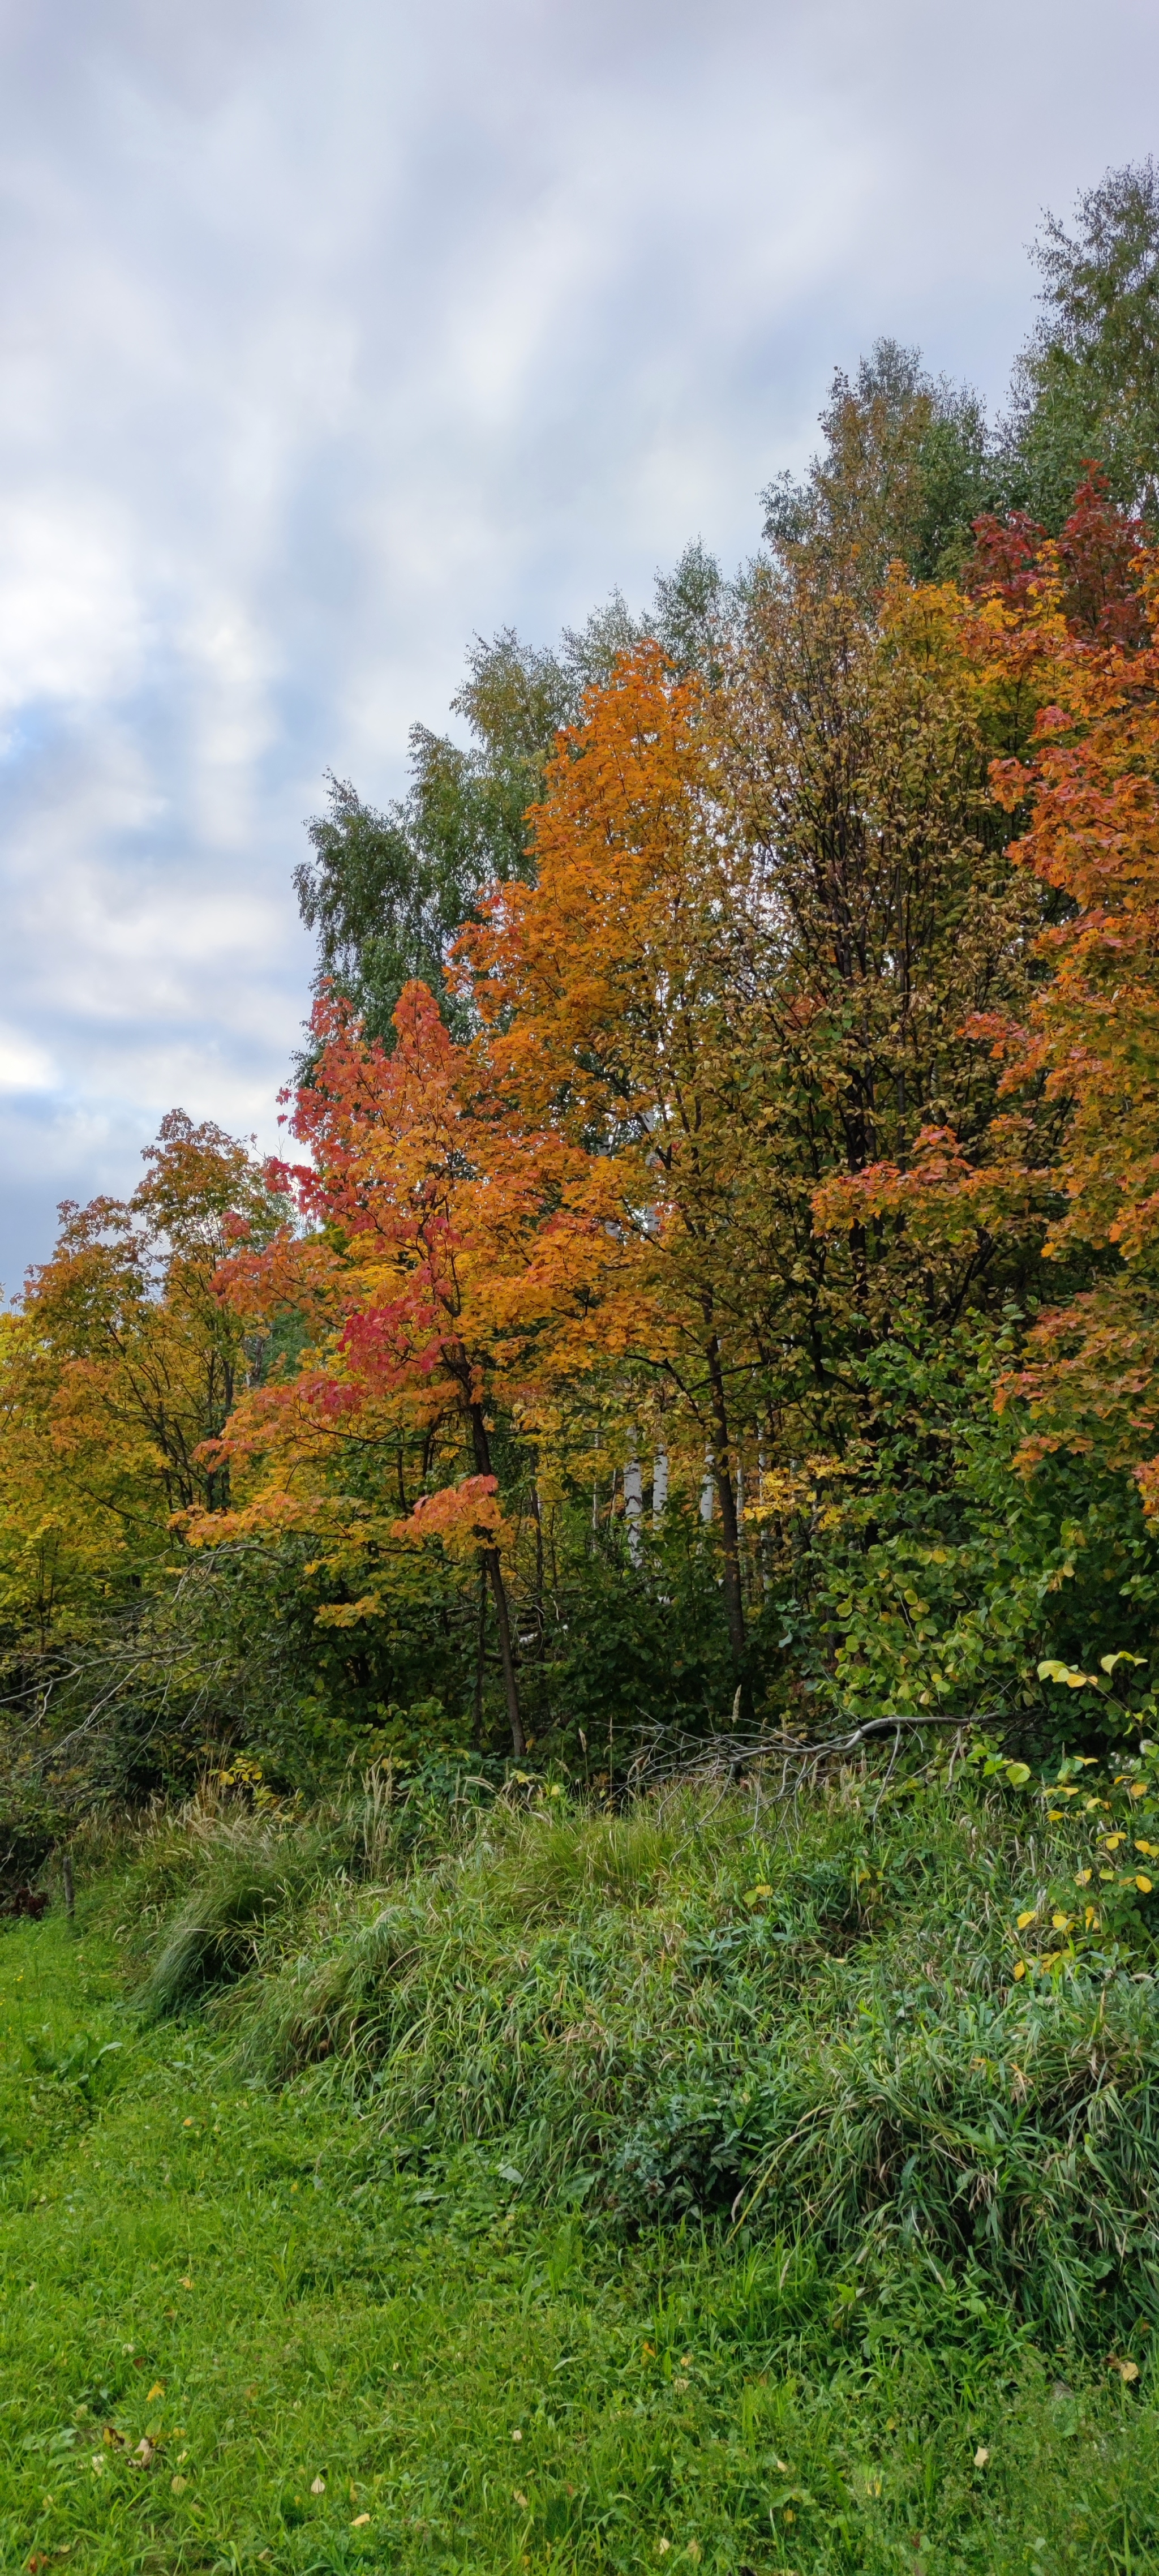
left=0, top=1896, right=1156, bottom=2574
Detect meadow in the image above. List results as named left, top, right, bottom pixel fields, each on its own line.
left=1, top=1769, right=1158, bottom=2574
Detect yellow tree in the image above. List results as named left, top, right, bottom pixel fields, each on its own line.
left=0, top=1111, right=282, bottom=1652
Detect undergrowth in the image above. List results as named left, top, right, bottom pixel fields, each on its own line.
left=109, top=1762, right=1159, bottom=2355
left=2, top=1768, right=1159, bottom=2570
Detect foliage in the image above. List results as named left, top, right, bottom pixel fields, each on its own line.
left=12, top=161, right=1159, bottom=1789
left=5, top=1898, right=1159, bottom=2576
left=818, top=496, right=1159, bottom=1539
left=763, top=337, right=1003, bottom=590
left=110, top=1769, right=1159, bottom=2358
left=1010, top=157, right=1159, bottom=528
left=0, top=1117, right=286, bottom=1832
left=196, top=976, right=654, bottom=1751
left=749, top=1310, right=1159, bottom=1742
left=292, top=546, right=726, bottom=1053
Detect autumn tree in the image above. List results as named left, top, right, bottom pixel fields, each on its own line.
left=461, top=543, right=1051, bottom=1678
left=294, top=553, right=725, bottom=1057
left=196, top=981, right=650, bottom=1754
left=0, top=1112, right=284, bottom=1660
left=809, top=491, right=1159, bottom=1499
left=461, top=645, right=757, bottom=1668
left=762, top=339, right=1001, bottom=594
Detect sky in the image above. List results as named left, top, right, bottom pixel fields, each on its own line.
left=1, top=0, right=1158, bottom=1288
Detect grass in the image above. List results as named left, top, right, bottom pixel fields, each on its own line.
left=1, top=1776, right=1159, bottom=2569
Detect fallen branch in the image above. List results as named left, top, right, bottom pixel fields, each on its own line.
left=623, top=1708, right=999, bottom=1798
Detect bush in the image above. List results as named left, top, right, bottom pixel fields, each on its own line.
left=121, top=1765, right=1159, bottom=2347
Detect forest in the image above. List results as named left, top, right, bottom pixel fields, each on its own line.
left=7, top=159, right=1159, bottom=1832
left=7, top=157, right=1159, bottom=2576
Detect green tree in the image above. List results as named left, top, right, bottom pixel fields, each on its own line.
left=1008, top=158, right=1159, bottom=528
left=762, top=338, right=1001, bottom=593
left=294, top=550, right=724, bottom=1051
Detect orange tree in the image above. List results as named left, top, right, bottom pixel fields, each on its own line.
left=458, top=644, right=758, bottom=1667
left=810, top=494, right=1159, bottom=1511
left=980, top=532, right=1159, bottom=1515
left=194, top=979, right=650, bottom=1754
left=462, top=583, right=1044, bottom=1695
left=786, top=486, right=1159, bottom=1736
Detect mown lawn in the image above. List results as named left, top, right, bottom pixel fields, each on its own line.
left=1, top=1897, right=1158, bottom=2574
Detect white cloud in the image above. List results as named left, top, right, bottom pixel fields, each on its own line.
left=0, top=1025, right=57, bottom=1093
left=0, top=496, right=145, bottom=714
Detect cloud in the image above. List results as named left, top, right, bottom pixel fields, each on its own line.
left=1, top=0, right=1158, bottom=1283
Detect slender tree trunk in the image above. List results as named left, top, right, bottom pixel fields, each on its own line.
left=484, top=1549, right=525, bottom=1756
left=469, top=1401, right=524, bottom=1755
left=705, top=1331, right=747, bottom=1673
left=473, top=1560, right=487, bottom=1746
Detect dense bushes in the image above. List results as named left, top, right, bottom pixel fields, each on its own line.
left=113, top=1765, right=1159, bottom=2356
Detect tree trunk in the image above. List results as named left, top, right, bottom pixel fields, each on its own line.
left=469, top=1401, right=524, bottom=1756
left=484, top=1548, right=525, bottom=1756
left=473, top=1560, right=487, bottom=1746
left=705, top=1334, right=747, bottom=1673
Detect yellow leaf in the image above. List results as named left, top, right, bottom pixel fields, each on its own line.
left=1016, top=1910, right=1037, bottom=1930
left=351, top=2514, right=370, bottom=2527
left=311, top=2476, right=326, bottom=2495
left=1013, top=1961, right=1027, bottom=1980
left=146, top=2382, right=165, bottom=2402
left=1075, top=1871, right=1092, bottom=1887
left=1137, top=1875, right=1153, bottom=1893
left=974, top=2445, right=989, bottom=2467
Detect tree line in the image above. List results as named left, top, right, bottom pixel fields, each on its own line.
left=6, top=160, right=1159, bottom=1835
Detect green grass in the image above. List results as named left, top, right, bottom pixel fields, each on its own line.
left=2, top=1786, right=1159, bottom=2570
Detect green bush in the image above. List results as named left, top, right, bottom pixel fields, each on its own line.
left=120, top=1765, right=1159, bottom=2351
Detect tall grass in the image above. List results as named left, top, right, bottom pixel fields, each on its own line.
left=122, top=1771, right=1159, bottom=2348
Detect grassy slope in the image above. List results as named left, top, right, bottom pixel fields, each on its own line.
left=0, top=1805, right=1157, bottom=2571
